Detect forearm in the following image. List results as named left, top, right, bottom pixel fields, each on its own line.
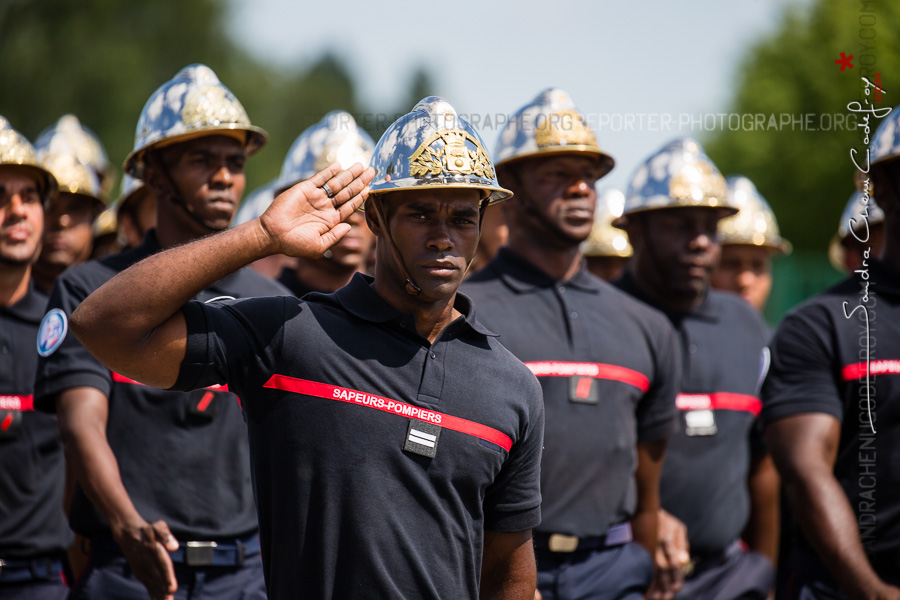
left=57, top=388, right=145, bottom=537
left=631, top=507, right=658, bottom=555
left=743, top=454, right=779, bottom=562
left=633, top=439, right=665, bottom=555
left=480, top=530, right=536, bottom=600
left=785, top=469, right=881, bottom=595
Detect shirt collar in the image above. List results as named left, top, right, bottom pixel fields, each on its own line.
left=3, top=279, right=47, bottom=323
left=490, top=247, right=603, bottom=294
left=333, top=272, right=497, bottom=337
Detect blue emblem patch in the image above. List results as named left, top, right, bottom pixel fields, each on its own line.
left=37, top=308, right=68, bottom=357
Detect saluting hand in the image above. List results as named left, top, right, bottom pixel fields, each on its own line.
left=114, top=518, right=180, bottom=600
left=258, top=161, right=375, bottom=259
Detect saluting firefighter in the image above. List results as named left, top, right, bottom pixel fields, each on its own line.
left=64, top=96, right=545, bottom=600
left=34, top=64, right=286, bottom=600
left=464, top=89, right=681, bottom=600
left=0, top=117, right=70, bottom=599
left=614, top=139, right=778, bottom=599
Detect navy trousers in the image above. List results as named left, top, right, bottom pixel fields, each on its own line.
left=537, top=542, right=654, bottom=600
left=676, top=542, right=773, bottom=600
left=69, top=551, right=266, bottom=600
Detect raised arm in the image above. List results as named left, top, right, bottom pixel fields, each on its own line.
left=69, top=163, right=373, bottom=388
left=766, top=413, right=900, bottom=598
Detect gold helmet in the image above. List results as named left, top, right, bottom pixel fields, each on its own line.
left=0, top=116, right=58, bottom=204
left=368, top=96, right=511, bottom=205
left=582, top=189, right=632, bottom=258
left=124, top=64, right=267, bottom=179
left=40, top=153, right=104, bottom=209
left=35, top=115, right=115, bottom=200
left=276, top=111, right=374, bottom=196
left=494, top=88, right=614, bottom=177
left=615, top=137, right=732, bottom=228
left=717, top=176, right=790, bottom=255
left=828, top=190, right=884, bottom=271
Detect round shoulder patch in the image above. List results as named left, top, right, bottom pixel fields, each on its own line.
left=37, top=308, right=68, bottom=357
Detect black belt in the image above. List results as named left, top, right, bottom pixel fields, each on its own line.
left=91, top=532, right=260, bottom=567
left=684, top=539, right=743, bottom=577
left=0, top=556, right=64, bottom=583
left=534, top=522, right=633, bottom=553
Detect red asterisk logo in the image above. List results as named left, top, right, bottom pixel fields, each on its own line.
left=835, top=52, right=854, bottom=71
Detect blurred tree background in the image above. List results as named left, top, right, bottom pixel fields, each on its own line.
left=703, top=0, right=900, bottom=322
left=0, top=0, right=434, bottom=197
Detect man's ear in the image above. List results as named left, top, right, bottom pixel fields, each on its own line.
left=365, top=196, right=385, bottom=237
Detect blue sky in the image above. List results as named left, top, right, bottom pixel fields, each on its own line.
left=227, top=0, right=805, bottom=192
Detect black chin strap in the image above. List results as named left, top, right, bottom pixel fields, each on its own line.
left=370, top=197, right=421, bottom=296
left=370, top=194, right=491, bottom=296
left=144, top=149, right=224, bottom=233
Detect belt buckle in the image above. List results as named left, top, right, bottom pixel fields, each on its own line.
left=548, top=534, right=579, bottom=553
left=0, top=558, right=5, bottom=579
left=185, top=541, right=217, bottom=566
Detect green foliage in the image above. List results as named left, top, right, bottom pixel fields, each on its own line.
left=704, top=0, right=900, bottom=251
left=0, top=0, right=434, bottom=197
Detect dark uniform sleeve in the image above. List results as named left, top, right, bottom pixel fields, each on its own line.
left=34, top=273, right=112, bottom=411
left=636, top=318, right=681, bottom=441
left=482, top=374, right=544, bottom=533
left=172, top=296, right=291, bottom=398
left=761, top=305, right=843, bottom=426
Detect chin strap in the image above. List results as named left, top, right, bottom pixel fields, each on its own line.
left=144, top=149, right=224, bottom=233
left=369, top=195, right=491, bottom=296
left=369, top=196, right=421, bottom=296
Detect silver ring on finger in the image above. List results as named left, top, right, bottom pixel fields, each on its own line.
left=321, top=182, right=335, bottom=198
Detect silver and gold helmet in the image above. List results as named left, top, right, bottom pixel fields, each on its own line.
left=124, top=64, right=268, bottom=179
left=368, top=96, right=511, bottom=205
left=851, top=106, right=900, bottom=189
left=494, top=88, right=614, bottom=177
left=828, top=190, right=885, bottom=270
left=582, top=189, right=632, bottom=258
left=40, top=153, right=103, bottom=208
left=0, top=116, right=58, bottom=204
left=276, top=111, right=374, bottom=195
left=717, top=176, right=790, bottom=255
left=35, top=115, right=115, bottom=199
left=232, top=180, right=277, bottom=227
left=615, top=137, right=733, bottom=228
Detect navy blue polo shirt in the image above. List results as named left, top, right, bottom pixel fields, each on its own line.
left=762, top=259, right=900, bottom=579
left=171, top=273, right=545, bottom=600
left=463, top=248, right=680, bottom=537
left=34, top=230, right=289, bottom=541
left=0, top=281, right=71, bottom=559
left=616, top=272, right=770, bottom=557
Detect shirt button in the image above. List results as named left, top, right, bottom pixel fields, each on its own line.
left=1, top=346, right=7, bottom=355
left=430, top=352, right=436, bottom=359
left=570, top=312, right=578, bottom=319
left=688, top=344, right=698, bottom=354
left=558, top=286, right=565, bottom=294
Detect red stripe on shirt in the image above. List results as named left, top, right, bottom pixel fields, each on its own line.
left=524, top=361, right=650, bottom=393
left=676, top=392, right=762, bottom=416
left=842, top=360, right=900, bottom=381
left=111, top=372, right=228, bottom=392
left=0, top=395, right=33, bottom=411
left=262, top=374, right=513, bottom=452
